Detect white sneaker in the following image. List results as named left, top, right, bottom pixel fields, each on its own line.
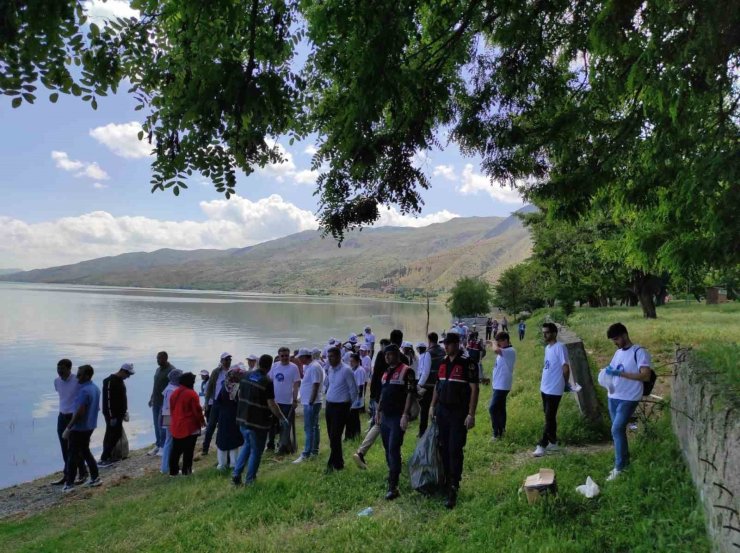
left=490, top=434, right=498, bottom=442
left=292, top=456, right=306, bottom=465
left=606, top=468, right=621, bottom=482
left=147, top=446, right=159, bottom=456
left=156, top=450, right=163, bottom=457
left=533, top=445, right=546, bottom=457
left=545, top=442, right=560, bottom=453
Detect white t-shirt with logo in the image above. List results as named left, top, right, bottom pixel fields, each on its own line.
left=364, top=332, right=375, bottom=346
left=540, top=342, right=570, bottom=396
left=269, top=362, right=300, bottom=405
left=492, top=346, right=516, bottom=391
left=299, top=361, right=324, bottom=405
left=354, top=366, right=367, bottom=388
left=608, top=345, right=651, bottom=401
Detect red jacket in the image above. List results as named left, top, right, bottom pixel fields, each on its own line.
left=170, top=386, right=205, bottom=439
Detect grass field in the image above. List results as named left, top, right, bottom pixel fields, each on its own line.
left=2, top=302, right=734, bottom=552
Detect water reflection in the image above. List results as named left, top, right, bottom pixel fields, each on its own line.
left=0, top=282, right=450, bottom=488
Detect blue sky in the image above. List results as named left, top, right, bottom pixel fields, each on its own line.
left=0, top=0, right=523, bottom=270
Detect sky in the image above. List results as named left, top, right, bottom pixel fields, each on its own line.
left=0, top=0, right=523, bottom=271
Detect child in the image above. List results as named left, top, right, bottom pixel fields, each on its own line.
left=345, top=354, right=366, bottom=440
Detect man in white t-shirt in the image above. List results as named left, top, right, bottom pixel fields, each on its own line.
left=267, top=347, right=301, bottom=454
left=363, top=327, right=376, bottom=356
left=603, top=322, right=652, bottom=481
left=293, top=349, right=324, bottom=464
left=533, top=322, right=571, bottom=457
left=488, top=331, right=516, bottom=441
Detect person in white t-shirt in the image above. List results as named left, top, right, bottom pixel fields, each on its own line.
left=293, top=349, right=324, bottom=464
left=603, top=323, right=652, bottom=481
left=533, top=322, right=571, bottom=457
left=488, top=331, right=516, bottom=441
left=359, top=344, right=372, bottom=381
left=267, top=347, right=301, bottom=454
left=364, top=327, right=376, bottom=356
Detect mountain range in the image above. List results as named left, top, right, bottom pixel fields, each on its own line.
left=1, top=208, right=534, bottom=295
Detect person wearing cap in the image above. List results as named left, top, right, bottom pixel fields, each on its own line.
left=293, top=348, right=324, bottom=464
left=98, top=363, right=135, bottom=467
left=402, top=341, right=417, bottom=373
left=363, top=327, right=376, bottom=357
left=233, top=355, right=289, bottom=485
left=416, top=335, right=444, bottom=438
left=267, top=347, right=301, bottom=454
left=354, top=331, right=409, bottom=470
left=429, top=330, right=479, bottom=509
left=148, top=352, right=176, bottom=456
left=198, top=369, right=210, bottom=411
left=359, top=344, right=372, bottom=382
left=159, top=368, right=183, bottom=473
left=377, top=344, right=416, bottom=500
left=202, top=352, right=233, bottom=456
left=51, top=358, right=87, bottom=486
left=323, top=347, right=358, bottom=472
left=246, top=354, right=258, bottom=371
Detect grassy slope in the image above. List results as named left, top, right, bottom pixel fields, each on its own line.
left=3, top=303, right=733, bottom=552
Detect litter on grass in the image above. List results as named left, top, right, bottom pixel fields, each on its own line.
left=575, top=476, right=600, bottom=498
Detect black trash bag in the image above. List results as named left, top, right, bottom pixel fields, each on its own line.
left=408, top=421, right=444, bottom=495
left=277, top=408, right=297, bottom=455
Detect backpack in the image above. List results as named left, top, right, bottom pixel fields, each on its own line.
left=634, top=347, right=657, bottom=396
left=425, top=346, right=445, bottom=389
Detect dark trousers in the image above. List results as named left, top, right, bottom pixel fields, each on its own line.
left=101, top=417, right=123, bottom=461
left=170, top=435, right=198, bottom=475
left=488, top=389, right=509, bottom=437
left=417, top=388, right=434, bottom=437
left=325, top=401, right=350, bottom=470
left=57, top=413, right=86, bottom=480
left=268, top=403, right=294, bottom=452
left=66, top=430, right=98, bottom=486
left=380, top=413, right=405, bottom=484
left=436, top=404, right=468, bottom=489
left=519, top=329, right=525, bottom=341
left=202, top=402, right=220, bottom=453
left=485, top=328, right=492, bottom=341
left=538, top=392, right=562, bottom=447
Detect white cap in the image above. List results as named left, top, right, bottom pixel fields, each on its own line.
left=120, top=363, right=135, bottom=374
left=220, top=352, right=232, bottom=360
left=364, top=326, right=371, bottom=331
left=297, top=348, right=312, bottom=357
left=200, top=369, right=210, bottom=377
left=416, top=342, right=427, bottom=349
left=348, top=333, right=358, bottom=343
left=246, top=354, right=258, bottom=361
left=358, top=343, right=369, bottom=351
left=311, top=348, right=322, bottom=356
left=328, top=338, right=337, bottom=345
left=401, top=341, right=413, bottom=349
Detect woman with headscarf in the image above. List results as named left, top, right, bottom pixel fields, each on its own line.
left=215, top=365, right=246, bottom=469
left=159, top=368, right=183, bottom=474
left=169, top=372, right=205, bottom=476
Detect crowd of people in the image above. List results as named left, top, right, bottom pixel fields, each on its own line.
left=51, top=320, right=651, bottom=507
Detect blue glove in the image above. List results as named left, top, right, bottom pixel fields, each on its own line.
left=604, top=366, right=621, bottom=377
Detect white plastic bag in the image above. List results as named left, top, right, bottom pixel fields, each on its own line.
left=597, top=368, right=616, bottom=394
left=576, top=476, right=600, bottom=498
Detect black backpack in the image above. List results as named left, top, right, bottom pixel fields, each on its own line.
left=634, top=347, right=657, bottom=396
left=425, top=345, right=446, bottom=389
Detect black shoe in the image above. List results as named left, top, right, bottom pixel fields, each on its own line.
left=50, top=476, right=66, bottom=486
left=75, top=473, right=89, bottom=485
left=201, top=448, right=209, bottom=456
left=231, top=476, right=242, bottom=487
left=98, top=460, right=115, bottom=468
left=445, top=486, right=458, bottom=509
left=385, top=487, right=400, bottom=500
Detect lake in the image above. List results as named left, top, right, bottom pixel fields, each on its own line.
left=0, top=282, right=451, bottom=488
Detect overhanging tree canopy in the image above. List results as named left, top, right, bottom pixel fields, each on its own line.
left=2, top=0, right=738, bottom=265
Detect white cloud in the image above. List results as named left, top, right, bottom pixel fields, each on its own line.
left=92, top=182, right=109, bottom=189
left=51, top=151, right=110, bottom=180
left=0, top=193, right=462, bottom=269
left=304, top=145, right=319, bottom=155
left=0, top=195, right=317, bottom=269
left=457, top=164, right=522, bottom=203
left=83, top=0, right=139, bottom=24
left=257, top=140, right=323, bottom=186
left=433, top=164, right=456, bottom=181
left=374, top=206, right=459, bottom=228
left=90, top=121, right=151, bottom=158
left=293, top=169, right=320, bottom=185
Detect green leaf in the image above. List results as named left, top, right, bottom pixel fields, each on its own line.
left=137, top=130, right=144, bottom=140
left=11, top=97, right=22, bottom=108
left=91, top=97, right=98, bottom=110
left=173, top=186, right=180, bottom=196
left=49, top=93, right=59, bottom=103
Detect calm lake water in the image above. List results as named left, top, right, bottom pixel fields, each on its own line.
left=0, top=282, right=450, bottom=488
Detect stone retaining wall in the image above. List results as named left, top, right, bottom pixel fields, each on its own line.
left=671, top=348, right=739, bottom=553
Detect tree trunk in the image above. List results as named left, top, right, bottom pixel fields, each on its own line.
left=638, top=287, right=657, bottom=318
left=632, top=271, right=659, bottom=319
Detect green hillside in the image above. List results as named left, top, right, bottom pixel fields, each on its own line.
left=2, top=302, right=731, bottom=552
left=1, top=214, right=532, bottom=295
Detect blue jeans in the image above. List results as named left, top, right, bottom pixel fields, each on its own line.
left=233, top=425, right=268, bottom=483
left=160, top=427, right=172, bottom=473
left=380, top=413, right=405, bottom=481
left=302, top=403, right=322, bottom=458
left=608, top=398, right=639, bottom=471
left=151, top=404, right=163, bottom=447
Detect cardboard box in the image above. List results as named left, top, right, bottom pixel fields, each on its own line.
left=523, top=468, right=557, bottom=504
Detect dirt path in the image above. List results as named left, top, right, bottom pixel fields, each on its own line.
left=0, top=447, right=165, bottom=520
